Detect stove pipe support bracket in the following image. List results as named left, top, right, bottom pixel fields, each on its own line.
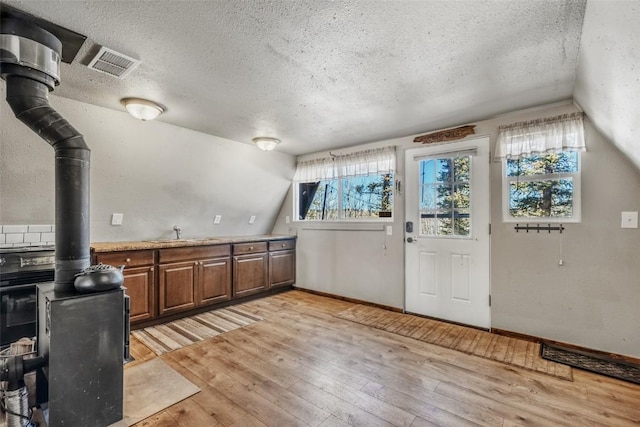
left=1, top=17, right=91, bottom=291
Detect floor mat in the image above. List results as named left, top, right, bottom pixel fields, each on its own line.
left=132, top=305, right=262, bottom=356
left=336, top=305, right=573, bottom=381
left=117, top=358, right=199, bottom=426
left=542, top=342, right=640, bottom=384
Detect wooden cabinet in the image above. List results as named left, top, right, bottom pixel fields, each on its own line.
left=200, top=257, right=232, bottom=306
left=158, top=245, right=231, bottom=315
left=233, top=242, right=268, bottom=297
left=94, top=250, right=155, bottom=324
left=93, top=237, right=295, bottom=325
left=158, top=260, right=197, bottom=316
left=269, top=239, right=296, bottom=288
left=122, top=266, right=155, bottom=323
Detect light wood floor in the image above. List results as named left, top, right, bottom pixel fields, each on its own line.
left=129, top=290, right=640, bottom=427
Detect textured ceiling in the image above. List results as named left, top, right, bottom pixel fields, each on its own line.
left=1, top=0, right=586, bottom=155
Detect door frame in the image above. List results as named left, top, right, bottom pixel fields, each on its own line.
left=402, top=135, right=492, bottom=328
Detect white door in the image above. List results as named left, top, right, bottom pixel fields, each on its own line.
left=404, top=137, right=491, bottom=328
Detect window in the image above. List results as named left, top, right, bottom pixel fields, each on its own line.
left=419, top=155, right=471, bottom=237
left=504, top=151, right=580, bottom=221
left=496, top=112, right=585, bottom=222
left=294, top=146, right=395, bottom=221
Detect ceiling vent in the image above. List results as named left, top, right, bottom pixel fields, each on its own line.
left=87, top=46, right=140, bottom=79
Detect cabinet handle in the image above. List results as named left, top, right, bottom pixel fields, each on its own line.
left=150, top=267, right=154, bottom=272
left=125, top=258, right=131, bottom=263
left=249, top=246, right=254, bottom=250
left=195, top=261, right=198, bottom=266
left=282, top=243, right=286, bottom=247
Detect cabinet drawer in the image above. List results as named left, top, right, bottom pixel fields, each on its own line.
left=95, top=250, right=154, bottom=268
left=159, top=244, right=230, bottom=263
left=269, top=239, right=296, bottom=252
left=233, top=242, right=267, bottom=255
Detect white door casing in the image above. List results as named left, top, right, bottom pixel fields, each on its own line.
left=404, top=137, right=491, bottom=329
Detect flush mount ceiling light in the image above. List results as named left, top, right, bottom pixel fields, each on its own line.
left=120, top=98, right=165, bottom=121
left=253, top=137, right=281, bottom=151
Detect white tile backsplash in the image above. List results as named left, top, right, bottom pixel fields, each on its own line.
left=0, top=224, right=54, bottom=247
left=6, top=233, right=25, bottom=244
left=41, top=232, right=55, bottom=242
left=3, top=225, right=28, bottom=233
left=24, top=232, right=41, bottom=243
left=28, top=225, right=53, bottom=233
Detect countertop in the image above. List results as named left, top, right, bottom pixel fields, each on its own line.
left=91, top=234, right=296, bottom=253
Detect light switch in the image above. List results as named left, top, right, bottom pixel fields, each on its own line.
left=213, top=215, right=222, bottom=224
left=111, top=213, right=124, bottom=226
left=249, top=215, right=256, bottom=224
left=386, top=225, right=393, bottom=236
left=621, top=211, right=638, bottom=229
left=285, top=216, right=290, bottom=224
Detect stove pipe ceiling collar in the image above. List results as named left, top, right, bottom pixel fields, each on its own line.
left=1, top=17, right=91, bottom=292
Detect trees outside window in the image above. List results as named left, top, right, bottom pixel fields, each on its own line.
left=298, top=174, right=393, bottom=220
left=503, top=151, right=580, bottom=222
left=419, top=155, right=471, bottom=237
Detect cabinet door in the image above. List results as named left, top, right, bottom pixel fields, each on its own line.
left=123, top=266, right=155, bottom=323
left=158, top=261, right=197, bottom=316
left=269, top=250, right=296, bottom=288
left=233, top=253, right=268, bottom=297
left=199, top=257, right=231, bottom=306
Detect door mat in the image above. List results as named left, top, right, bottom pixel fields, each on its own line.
left=541, top=342, right=640, bottom=385
left=109, top=358, right=200, bottom=426
left=336, top=305, right=573, bottom=381
left=132, top=306, right=262, bottom=356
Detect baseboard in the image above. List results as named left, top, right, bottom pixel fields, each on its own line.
left=292, top=287, right=403, bottom=313
left=491, top=328, right=540, bottom=343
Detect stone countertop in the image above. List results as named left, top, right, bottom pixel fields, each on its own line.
left=91, top=234, right=296, bottom=253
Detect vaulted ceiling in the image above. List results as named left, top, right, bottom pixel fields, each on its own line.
left=1, top=0, right=638, bottom=166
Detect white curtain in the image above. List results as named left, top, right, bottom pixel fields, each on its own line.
left=294, top=146, right=396, bottom=182
left=495, top=112, right=586, bottom=160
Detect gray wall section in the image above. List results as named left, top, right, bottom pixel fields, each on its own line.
left=0, top=85, right=296, bottom=240
left=274, top=103, right=640, bottom=358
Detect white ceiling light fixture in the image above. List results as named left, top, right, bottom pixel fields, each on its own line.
left=121, top=98, right=165, bottom=121
left=253, top=137, right=281, bottom=151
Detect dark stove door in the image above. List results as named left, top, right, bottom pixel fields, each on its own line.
left=0, top=283, right=38, bottom=347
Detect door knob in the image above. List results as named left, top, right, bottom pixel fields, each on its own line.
left=406, top=237, right=416, bottom=243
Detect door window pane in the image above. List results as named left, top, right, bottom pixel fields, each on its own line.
left=419, top=155, right=472, bottom=237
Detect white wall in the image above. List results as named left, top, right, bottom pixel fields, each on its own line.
left=574, top=1, right=640, bottom=169
left=0, top=85, right=296, bottom=242
left=274, top=102, right=640, bottom=358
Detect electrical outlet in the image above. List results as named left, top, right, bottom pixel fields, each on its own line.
left=249, top=215, right=256, bottom=224
left=621, top=211, right=638, bottom=228
left=386, top=225, right=393, bottom=236
left=213, top=215, right=222, bottom=224
left=111, top=213, right=123, bottom=226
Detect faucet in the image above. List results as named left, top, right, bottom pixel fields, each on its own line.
left=173, top=225, right=182, bottom=240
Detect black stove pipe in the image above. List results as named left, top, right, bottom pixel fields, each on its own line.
left=1, top=18, right=90, bottom=292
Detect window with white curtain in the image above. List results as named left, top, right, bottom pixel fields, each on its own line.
left=495, top=112, right=585, bottom=222
left=293, top=146, right=396, bottom=221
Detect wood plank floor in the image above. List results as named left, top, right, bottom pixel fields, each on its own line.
left=129, top=290, right=640, bottom=427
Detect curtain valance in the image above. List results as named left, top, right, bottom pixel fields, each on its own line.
left=495, top=112, right=586, bottom=160
left=293, top=146, right=396, bottom=182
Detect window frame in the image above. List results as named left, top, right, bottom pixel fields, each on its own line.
left=501, top=151, right=582, bottom=223
left=294, top=172, right=395, bottom=223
